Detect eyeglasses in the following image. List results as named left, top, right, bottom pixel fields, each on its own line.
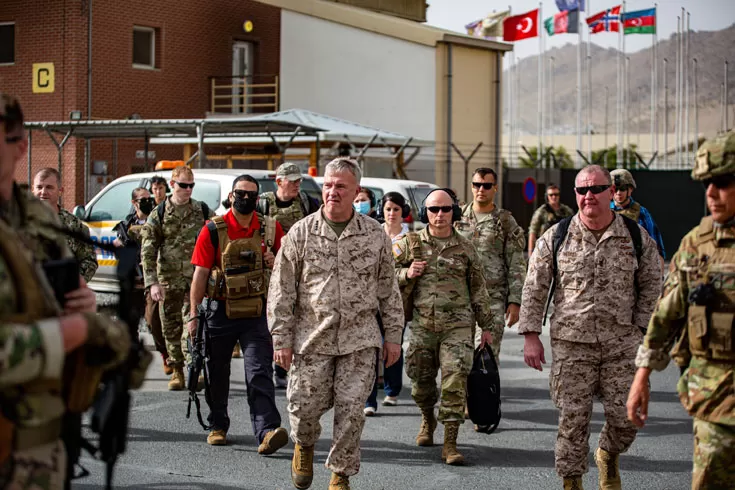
left=547, top=193, right=560, bottom=197
left=472, top=182, right=495, bottom=190
left=702, top=174, right=735, bottom=190
left=232, top=189, right=259, bottom=199
left=174, top=181, right=195, bottom=189
left=427, top=205, right=454, bottom=214
left=574, top=185, right=610, bottom=195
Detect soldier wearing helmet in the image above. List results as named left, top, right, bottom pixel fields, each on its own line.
left=610, top=168, right=666, bottom=258
left=628, top=130, right=735, bottom=489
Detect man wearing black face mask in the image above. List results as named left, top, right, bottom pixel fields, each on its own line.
left=188, top=175, right=288, bottom=452
left=113, top=187, right=173, bottom=372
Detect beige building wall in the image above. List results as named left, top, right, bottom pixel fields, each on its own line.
left=435, top=43, right=503, bottom=203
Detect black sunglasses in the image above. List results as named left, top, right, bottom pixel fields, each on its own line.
left=547, top=192, right=560, bottom=197
left=427, top=205, right=454, bottom=214
left=174, top=181, right=195, bottom=189
left=472, top=182, right=495, bottom=190
left=575, top=185, right=610, bottom=195
left=232, top=189, right=259, bottom=199
left=702, top=174, right=735, bottom=190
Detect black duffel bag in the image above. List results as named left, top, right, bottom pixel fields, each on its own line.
left=466, top=345, right=501, bottom=434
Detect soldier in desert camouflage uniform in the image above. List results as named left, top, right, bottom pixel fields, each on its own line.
left=520, top=165, right=662, bottom=490
left=628, top=131, right=735, bottom=490
left=268, top=158, right=403, bottom=490
left=0, top=93, right=131, bottom=490
left=141, top=165, right=214, bottom=390
left=394, top=188, right=496, bottom=465
left=455, top=167, right=526, bottom=358
left=32, top=167, right=98, bottom=282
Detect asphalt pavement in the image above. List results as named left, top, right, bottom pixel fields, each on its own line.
left=73, top=325, right=693, bottom=490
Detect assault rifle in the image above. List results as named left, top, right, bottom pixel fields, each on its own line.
left=47, top=223, right=149, bottom=490
left=186, top=301, right=213, bottom=430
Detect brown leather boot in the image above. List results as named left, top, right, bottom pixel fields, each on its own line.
left=328, top=472, right=350, bottom=490
left=441, top=421, right=464, bottom=465
left=291, top=444, right=314, bottom=489
left=258, top=427, right=288, bottom=455
left=162, top=353, right=173, bottom=375
left=595, top=447, right=621, bottom=490
left=415, top=408, right=437, bottom=446
left=563, top=476, right=584, bottom=490
left=167, top=367, right=185, bottom=391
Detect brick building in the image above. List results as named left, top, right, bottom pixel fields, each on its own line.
left=1, top=0, right=282, bottom=208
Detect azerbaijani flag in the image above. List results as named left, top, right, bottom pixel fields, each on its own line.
left=622, top=8, right=656, bottom=35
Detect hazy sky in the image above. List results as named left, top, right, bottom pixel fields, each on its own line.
left=425, top=0, right=735, bottom=60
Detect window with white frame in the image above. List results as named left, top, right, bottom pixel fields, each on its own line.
left=0, top=23, right=15, bottom=65
left=132, top=26, right=156, bottom=69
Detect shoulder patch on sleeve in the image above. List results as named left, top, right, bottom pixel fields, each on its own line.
left=392, top=242, right=405, bottom=258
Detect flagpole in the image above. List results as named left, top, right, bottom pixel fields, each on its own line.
left=650, top=4, right=656, bottom=164
left=675, top=15, right=681, bottom=166
left=586, top=0, right=592, bottom=162
left=621, top=1, right=627, bottom=166
left=653, top=3, right=658, bottom=159
left=507, top=5, right=513, bottom=166
left=694, top=57, right=699, bottom=155
left=626, top=55, right=631, bottom=157
left=538, top=2, right=544, bottom=166
left=548, top=55, right=554, bottom=151
left=576, top=7, right=582, bottom=166
left=616, top=9, right=622, bottom=163
left=664, top=57, right=668, bottom=166
left=685, top=11, right=690, bottom=162
left=726, top=60, right=730, bottom=131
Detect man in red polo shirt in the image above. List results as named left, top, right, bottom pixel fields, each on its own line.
left=187, top=174, right=288, bottom=454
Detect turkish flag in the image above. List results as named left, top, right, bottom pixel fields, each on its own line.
left=503, top=9, right=539, bottom=42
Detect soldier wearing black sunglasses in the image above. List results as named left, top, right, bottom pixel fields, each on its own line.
left=520, top=164, right=662, bottom=489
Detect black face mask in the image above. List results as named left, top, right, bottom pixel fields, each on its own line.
left=233, top=196, right=257, bottom=215
left=138, top=197, right=156, bottom=215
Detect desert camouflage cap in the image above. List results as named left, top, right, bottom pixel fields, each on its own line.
left=611, top=169, right=636, bottom=189
left=276, top=162, right=302, bottom=181
left=691, top=130, right=735, bottom=181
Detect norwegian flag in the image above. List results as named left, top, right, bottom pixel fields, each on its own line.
left=586, top=5, right=621, bottom=33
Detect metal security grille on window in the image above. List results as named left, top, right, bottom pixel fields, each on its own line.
left=0, top=23, right=14, bottom=64
left=133, top=28, right=154, bottom=67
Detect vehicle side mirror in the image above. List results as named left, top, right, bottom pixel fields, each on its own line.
left=72, top=205, right=86, bottom=220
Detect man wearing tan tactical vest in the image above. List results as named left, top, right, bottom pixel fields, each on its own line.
left=628, top=131, right=735, bottom=489
left=258, top=162, right=319, bottom=388
left=0, top=93, right=132, bottom=489
left=188, top=174, right=289, bottom=454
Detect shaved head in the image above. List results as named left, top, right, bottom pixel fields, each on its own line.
left=425, top=189, right=453, bottom=207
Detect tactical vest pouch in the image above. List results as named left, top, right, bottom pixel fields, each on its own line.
left=710, top=312, right=733, bottom=357
left=226, top=297, right=263, bottom=319
left=206, top=267, right=226, bottom=299
left=687, top=306, right=708, bottom=354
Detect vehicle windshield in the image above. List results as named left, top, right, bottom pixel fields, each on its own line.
left=190, top=180, right=222, bottom=210
left=407, top=186, right=436, bottom=208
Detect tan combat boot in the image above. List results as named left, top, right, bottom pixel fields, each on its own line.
left=563, top=476, right=584, bottom=490
left=441, top=421, right=464, bottom=465
left=291, top=444, right=314, bottom=489
left=595, top=447, right=621, bottom=490
left=167, top=367, right=185, bottom=391
left=328, top=472, right=350, bottom=490
left=416, top=408, right=437, bottom=446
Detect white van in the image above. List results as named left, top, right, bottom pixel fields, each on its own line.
left=76, top=169, right=322, bottom=293
left=313, top=176, right=438, bottom=228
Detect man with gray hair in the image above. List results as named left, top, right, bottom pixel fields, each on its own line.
left=268, top=157, right=404, bottom=490
left=519, top=165, right=662, bottom=490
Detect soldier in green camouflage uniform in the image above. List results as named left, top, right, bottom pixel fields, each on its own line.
left=528, top=184, right=574, bottom=254
left=628, top=130, right=735, bottom=490
left=32, top=167, right=98, bottom=282
left=455, top=167, right=527, bottom=359
left=141, top=166, right=214, bottom=390
left=0, top=93, right=131, bottom=490
left=394, top=188, right=496, bottom=466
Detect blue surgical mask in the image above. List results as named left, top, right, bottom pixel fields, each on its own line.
left=353, top=201, right=371, bottom=215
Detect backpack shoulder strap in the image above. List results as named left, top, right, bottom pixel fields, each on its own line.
left=206, top=215, right=228, bottom=268
left=201, top=202, right=210, bottom=223
left=620, top=215, right=643, bottom=263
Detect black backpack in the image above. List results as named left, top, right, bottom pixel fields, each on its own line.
left=467, top=345, right=501, bottom=434
left=543, top=215, right=643, bottom=319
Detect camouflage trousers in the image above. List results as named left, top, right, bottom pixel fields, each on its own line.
left=550, top=335, right=639, bottom=478
left=406, top=326, right=473, bottom=422
left=472, top=294, right=506, bottom=359
left=287, top=348, right=376, bottom=477
left=158, top=287, right=191, bottom=368
left=692, top=418, right=735, bottom=489
left=0, top=440, right=66, bottom=489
